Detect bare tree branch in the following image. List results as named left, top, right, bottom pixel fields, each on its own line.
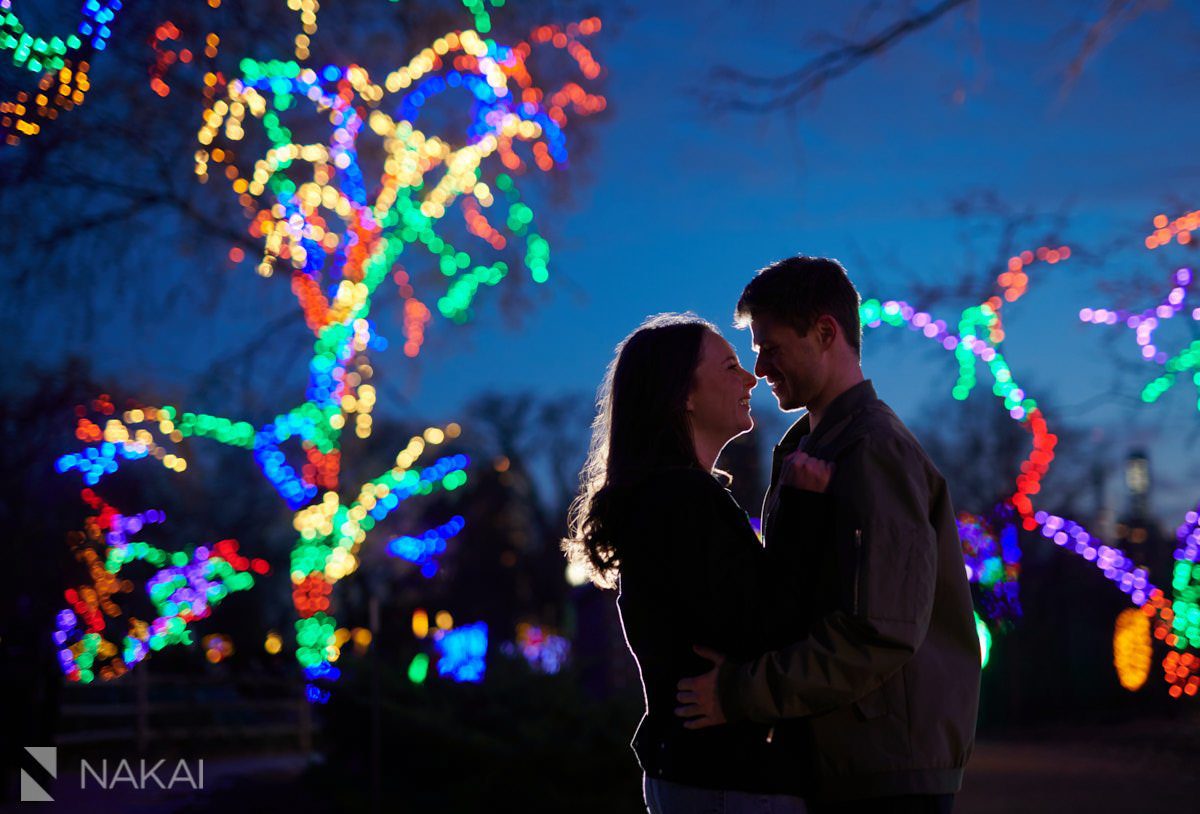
left=1060, top=0, right=1166, bottom=100
left=703, top=0, right=1166, bottom=116
left=704, top=0, right=971, bottom=113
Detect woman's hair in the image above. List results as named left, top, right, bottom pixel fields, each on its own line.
left=563, top=312, right=718, bottom=589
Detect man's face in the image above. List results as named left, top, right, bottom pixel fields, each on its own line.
left=749, top=314, right=826, bottom=412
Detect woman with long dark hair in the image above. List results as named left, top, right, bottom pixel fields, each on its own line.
left=564, top=313, right=820, bottom=813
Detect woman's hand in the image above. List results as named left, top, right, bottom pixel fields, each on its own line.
left=782, top=450, right=833, bottom=492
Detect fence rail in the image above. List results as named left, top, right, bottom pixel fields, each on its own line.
left=57, top=670, right=313, bottom=752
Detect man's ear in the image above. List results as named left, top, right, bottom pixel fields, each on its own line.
left=816, top=314, right=839, bottom=349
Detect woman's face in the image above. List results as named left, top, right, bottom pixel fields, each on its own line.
left=687, top=331, right=758, bottom=446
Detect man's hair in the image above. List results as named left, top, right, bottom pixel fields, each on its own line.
left=734, top=255, right=862, bottom=357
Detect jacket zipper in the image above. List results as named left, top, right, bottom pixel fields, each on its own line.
left=853, top=528, right=863, bottom=615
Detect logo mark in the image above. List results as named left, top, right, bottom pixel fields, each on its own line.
left=21, top=746, right=56, bottom=802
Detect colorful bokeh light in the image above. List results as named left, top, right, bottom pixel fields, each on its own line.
left=51, top=0, right=605, bottom=696
left=865, top=234, right=1199, bottom=695
left=0, top=0, right=124, bottom=144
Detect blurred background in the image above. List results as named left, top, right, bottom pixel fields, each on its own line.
left=2, top=0, right=1199, bottom=811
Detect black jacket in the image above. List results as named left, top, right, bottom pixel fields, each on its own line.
left=718, top=380, right=982, bottom=801
left=613, top=466, right=827, bottom=794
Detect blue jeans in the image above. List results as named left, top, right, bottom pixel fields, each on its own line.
left=644, top=776, right=809, bottom=814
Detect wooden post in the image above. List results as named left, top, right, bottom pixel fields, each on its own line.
left=135, top=667, right=149, bottom=751
left=299, top=681, right=313, bottom=753
left=370, top=593, right=382, bottom=814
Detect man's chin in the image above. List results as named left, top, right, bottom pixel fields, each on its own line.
left=773, top=394, right=801, bottom=412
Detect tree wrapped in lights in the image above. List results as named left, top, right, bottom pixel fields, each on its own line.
left=1080, top=266, right=1200, bottom=412
left=51, top=0, right=605, bottom=698
left=1079, top=244, right=1200, bottom=699
left=865, top=231, right=1200, bottom=697
left=0, top=0, right=123, bottom=144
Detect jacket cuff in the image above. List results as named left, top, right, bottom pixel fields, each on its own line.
left=716, top=659, right=749, bottom=723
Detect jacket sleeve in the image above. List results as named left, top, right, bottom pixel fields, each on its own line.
left=717, top=435, right=938, bottom=722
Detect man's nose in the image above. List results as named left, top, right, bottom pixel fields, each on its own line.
left=753, top=356, right=769, bottom=379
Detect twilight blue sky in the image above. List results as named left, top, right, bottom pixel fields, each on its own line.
left=58, top=0, right=1200, bottom=521
left=414, top=0, right=1200, bottom=519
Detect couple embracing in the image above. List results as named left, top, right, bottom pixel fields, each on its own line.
left=563, top=257, right=981, bottom=814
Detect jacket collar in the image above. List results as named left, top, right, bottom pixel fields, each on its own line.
left=775, top=379, right=878, bottom=456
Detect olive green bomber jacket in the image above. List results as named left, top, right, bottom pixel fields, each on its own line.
left=717, top=380, right=981, bottom=801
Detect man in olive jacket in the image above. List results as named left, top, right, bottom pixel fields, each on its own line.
left=676, top=256, right=981, bottom=812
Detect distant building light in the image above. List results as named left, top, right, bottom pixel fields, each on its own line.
left=1125, top=453, right=1149, bottom=496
